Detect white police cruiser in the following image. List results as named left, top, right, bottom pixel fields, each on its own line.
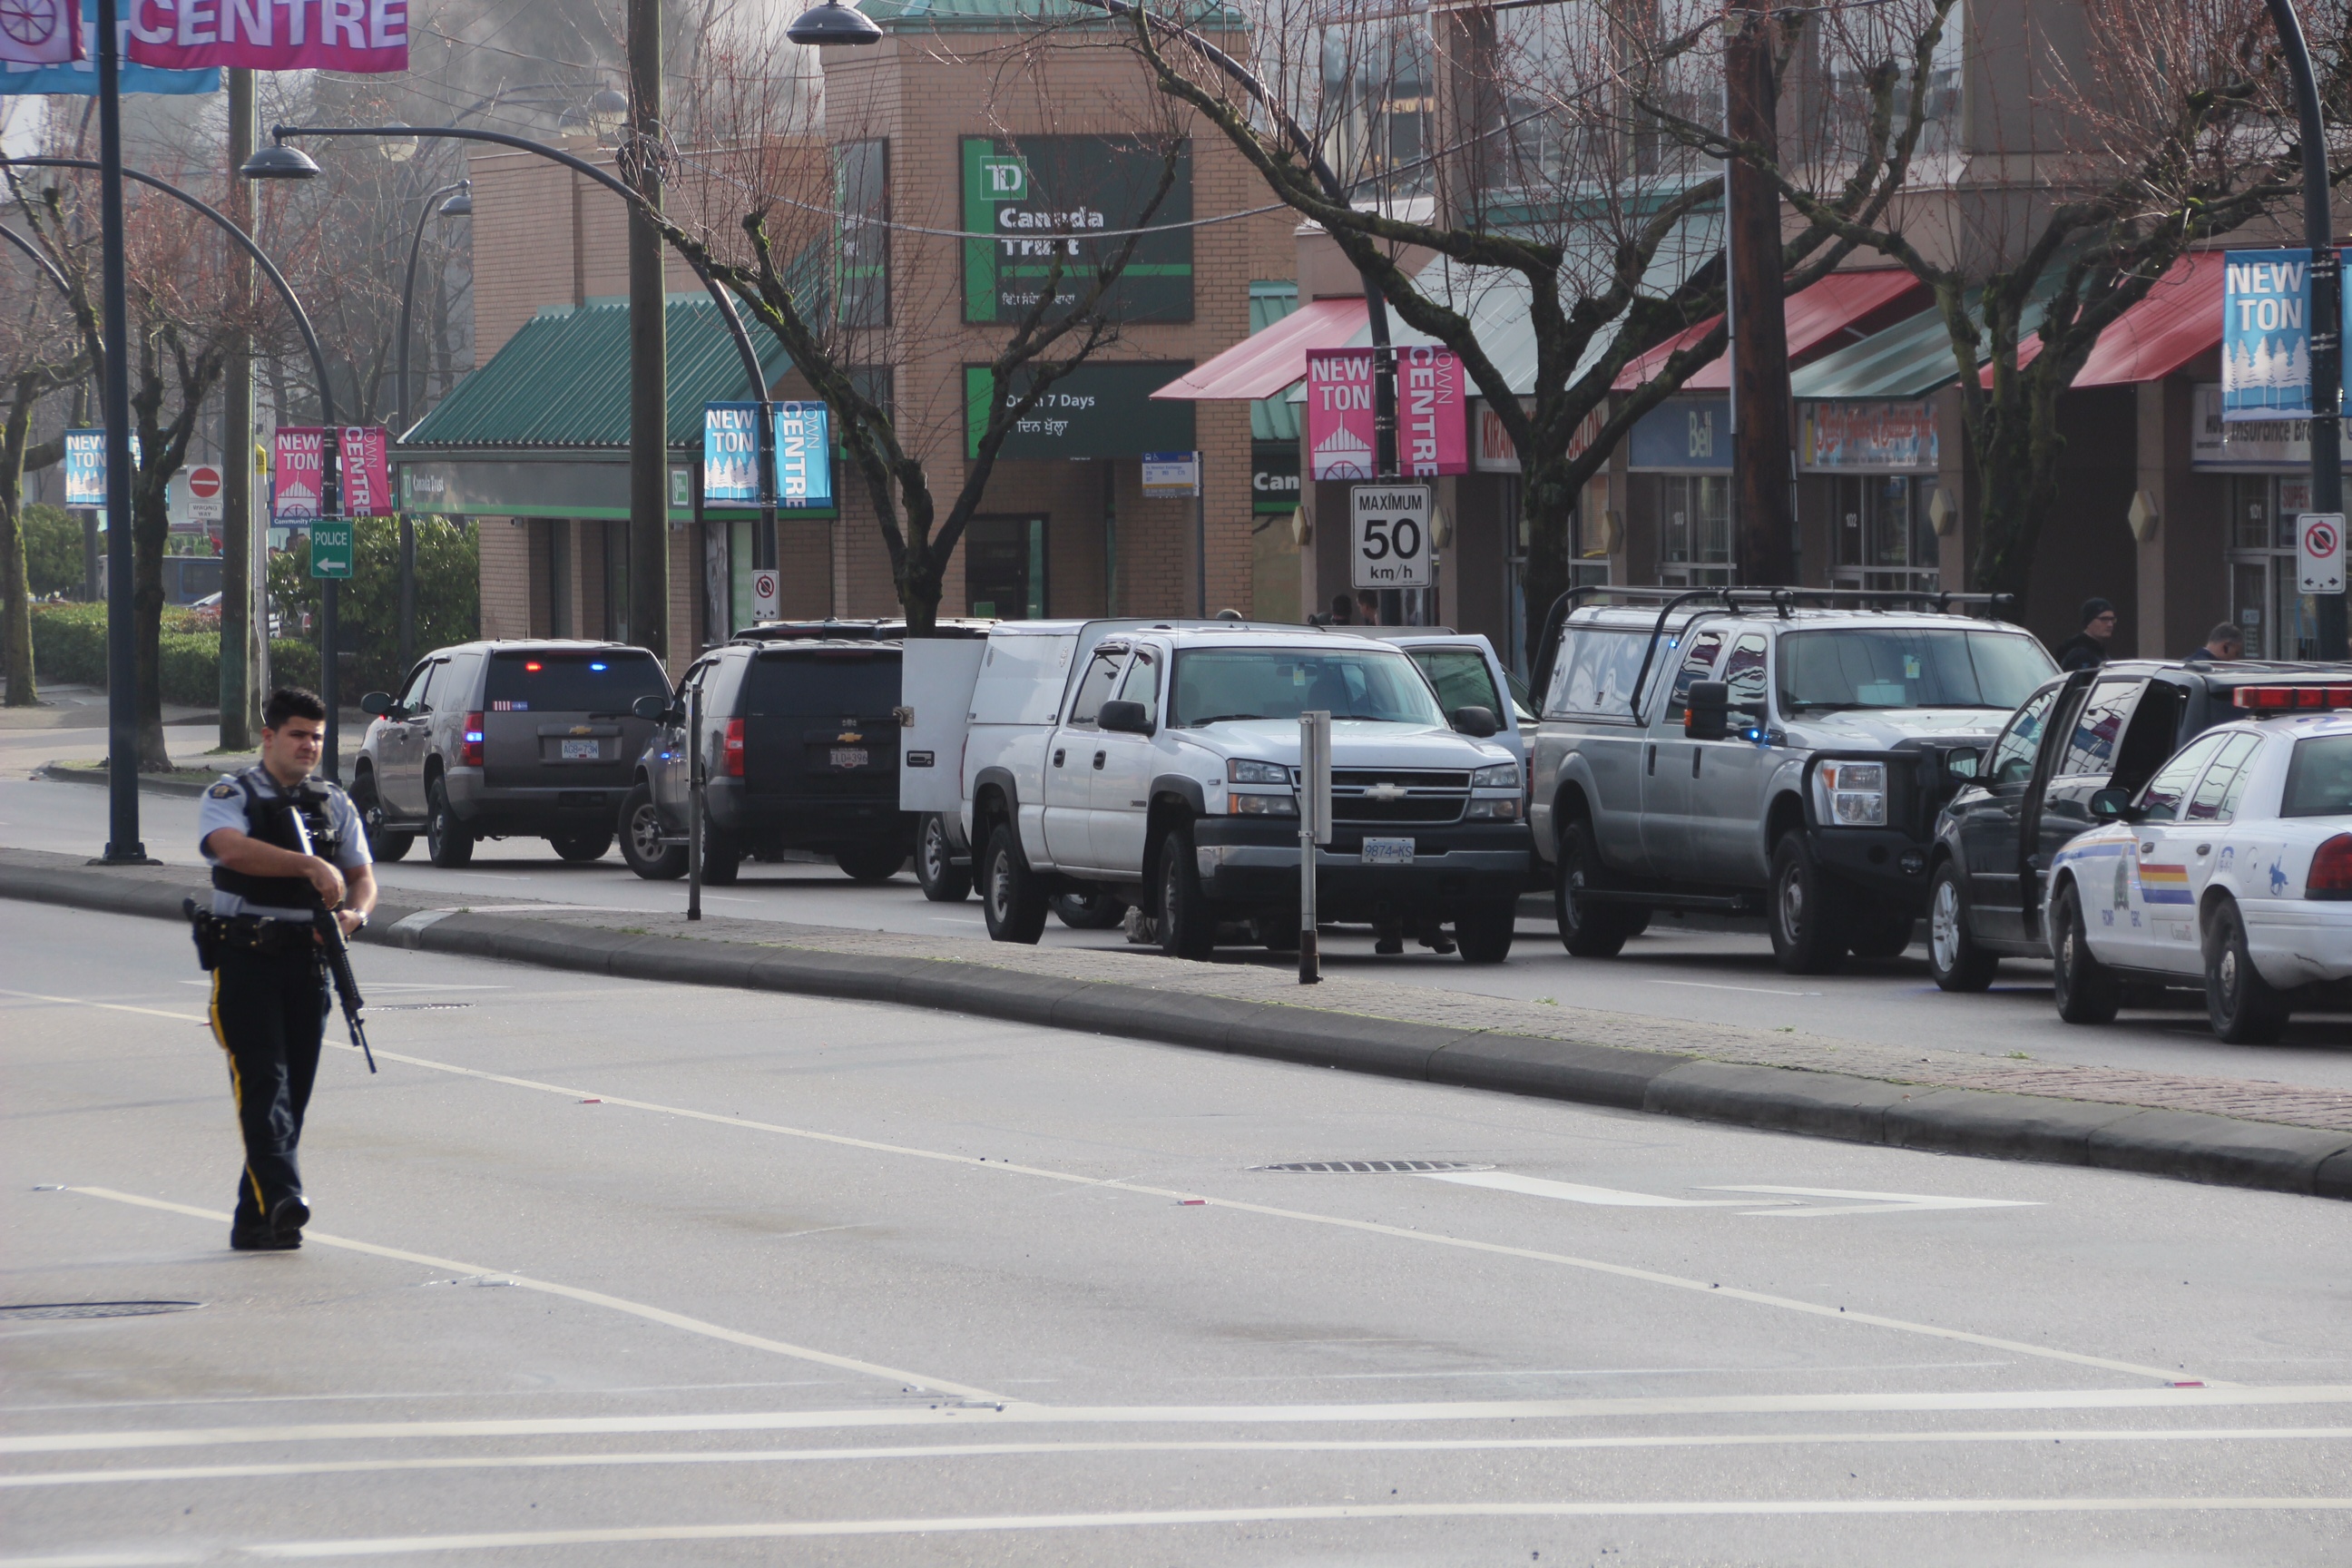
left=2043, top=686, right=2352, bottom=1041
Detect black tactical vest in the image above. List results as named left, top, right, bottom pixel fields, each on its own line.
left=211, top=772, right=342, bottom=910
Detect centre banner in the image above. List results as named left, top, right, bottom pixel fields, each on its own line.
left=1305, top=348, right=1469, bottom=482
left=126, top=0, right=410, bottom=73
left=338, top=426, right=391, bottom=515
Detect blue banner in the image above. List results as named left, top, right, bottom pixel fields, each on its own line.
left=0, top=5, right=220, bottom=95
left=1626, top=397, right=1731, bottom=472
left=63, top=427, right=141, bottom=508
left=2221, top=247, right=2352, bottom=423
left=701, top=402, right=761, bottom=503
left=773, top=401, right=831, bottom=509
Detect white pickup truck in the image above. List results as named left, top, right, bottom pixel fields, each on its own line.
left=901, top=621, right=1534, bottom=961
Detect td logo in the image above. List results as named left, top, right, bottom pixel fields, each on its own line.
left=982, top=157, right=1027, bottom=198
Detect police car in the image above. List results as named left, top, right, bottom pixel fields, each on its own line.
left=2043, top=686, right=2352, bottom=1043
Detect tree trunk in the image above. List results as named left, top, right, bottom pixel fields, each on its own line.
left=0, top=392, right=34, bottom=708
left=1518, top=458, right=1579, bottom=671
left=132, top=474, right=171, bottom=769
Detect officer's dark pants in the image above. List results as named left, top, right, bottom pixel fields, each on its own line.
left=208, top=945, right=328, bottom=1231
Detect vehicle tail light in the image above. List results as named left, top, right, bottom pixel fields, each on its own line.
left=723, top=718, right=746, bottom=778
left=461, top=712, right=485, bottom=767
left=2310, top=834, right=2352, bottom=900
left=2233, top=685, right=2352, bottom=710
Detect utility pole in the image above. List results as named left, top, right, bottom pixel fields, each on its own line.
left=1724, top=9, right=1795, bottom=588
left=626, top=0, right=670, bottom=659
left=220, top=68, right=256, bottom=751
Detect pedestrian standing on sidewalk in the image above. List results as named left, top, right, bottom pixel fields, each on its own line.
left=2053, top=598, right=2118, bottom=671
left=2183, top=622, right=2247, bottom=665
left=194, top=687, right=376, bottom=1252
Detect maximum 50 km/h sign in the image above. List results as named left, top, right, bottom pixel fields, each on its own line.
left=1351, top=484, right=1433, bottom=590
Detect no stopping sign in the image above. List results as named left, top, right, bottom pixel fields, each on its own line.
left=2299, top=513, right=2345, bottom=595
left=751, top=569, right=780, bottom=619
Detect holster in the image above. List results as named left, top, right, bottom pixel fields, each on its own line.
left=182, top=897, right=313, bottom=968
left=182, top=897, right=220, bottom=971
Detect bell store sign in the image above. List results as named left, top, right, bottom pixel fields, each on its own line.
left=127, top=0, right=409, bottom=73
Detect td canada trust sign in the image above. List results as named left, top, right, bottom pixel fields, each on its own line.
left=961, top=136, right=1193, bottom=326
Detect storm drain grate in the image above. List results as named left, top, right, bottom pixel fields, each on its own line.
left=0, top=1301, right=202, bottom=1321
left=1252, top=1160, right=1494, bottom=1175
left=376, top=1003, right=475, bottom=1012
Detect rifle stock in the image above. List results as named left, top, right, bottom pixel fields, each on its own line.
left=286, top=794, right=377, bottom=1073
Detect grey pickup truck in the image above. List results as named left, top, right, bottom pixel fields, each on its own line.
left=1527, top=587, right=2055, bottom=973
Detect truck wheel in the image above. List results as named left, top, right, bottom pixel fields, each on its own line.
left=619, top=783, right=687, bottom=880
left=352, top=769, right=413, bottom=863
left=425, top=776, right=474, bottom=868
left=836, top=843, right=907, bottom=883
left=550, top=831, right=612, bottom=863
left=1052, top=890, right=1127, bottom=929
left=1553, top=811, right=1635, bottom=957
left=1455, top=899, right=1517, bottom=965
left=1926, top=861, right=1997, bottom=992
left=2204, top=899, right=2289, bottom=1044
left=2050, top=880, right=2121, bottom=1024
left=1156, top=822, right=1215, bottom=960
left=701, top=818, right=743, bottom=887
left=915, top=814, right=971, bottom=903
left=1768, top=834, right=1847, bottom=975
left=980, top=825, right=1047, bottom=944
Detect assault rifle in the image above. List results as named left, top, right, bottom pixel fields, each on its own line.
left=286, top=793, right=377, bottom=1073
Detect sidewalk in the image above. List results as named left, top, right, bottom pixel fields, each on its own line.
left=5, top=845, right=2347, bottom=1200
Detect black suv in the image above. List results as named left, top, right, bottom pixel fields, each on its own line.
left=357, top=641, right=670, bottom=867
left=1926, top=659, right=2352, bottom=989
left=621, top=637, right=918, bottom=884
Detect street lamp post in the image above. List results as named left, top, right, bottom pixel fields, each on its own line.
left=93, top=0, right=144, bottom=863
left=4, top=148, right=342, bottom=782
left=2262, top=0, right=2345, bottom=661
left=396, top=179, right=471, bottom=675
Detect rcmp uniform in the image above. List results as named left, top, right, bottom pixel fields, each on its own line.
left=195, top=766, right=371, bottom=1249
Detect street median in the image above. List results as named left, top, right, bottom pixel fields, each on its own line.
left=5, top=845, right=2347, bottom=1202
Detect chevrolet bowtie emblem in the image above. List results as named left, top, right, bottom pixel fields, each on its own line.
left=838, top=731, right=863, bottom=743
left=1365, top=783, right=1406, bottom=801
left=570, top=725, right=592, bottom=736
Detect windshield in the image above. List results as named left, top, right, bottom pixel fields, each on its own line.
left=1777, top=629, right=2053, bottom=713
left=1171, top=648, right=1446, bottom=728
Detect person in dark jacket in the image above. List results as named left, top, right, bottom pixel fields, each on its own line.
left=2183, top=622, right=2246, bottom=665
left=2053, top=598, right=2117, bottom=671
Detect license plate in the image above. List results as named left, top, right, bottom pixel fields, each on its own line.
left=560, top=739, right=599, bottom=760
left=829, top=747, right=869, bottom=769
left=1361, top=837, right=1416, bottom=866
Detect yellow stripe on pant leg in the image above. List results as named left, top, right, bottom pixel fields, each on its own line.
left=213, top=970, right=265, bottom=1217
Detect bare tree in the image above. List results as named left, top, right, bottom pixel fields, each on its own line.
left=1652, top=0, right=2352, bottom=604
left=1128, top=0, right=1959, bottom=639
left=0, top=279, right=83, bottom=706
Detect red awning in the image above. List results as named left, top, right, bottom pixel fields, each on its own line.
left=1612, top=269, right=1927, bottom=390
left=1152, top=298, right=1370, bottom=401
left=1990, top=250, right=2225, bottom=387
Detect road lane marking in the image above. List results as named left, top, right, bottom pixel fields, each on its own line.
left=16, top=991, right=2204, bottom=1386
left=1421, top=1171, right=1788, bottom=1208
left=238, top=1496, right=2352, bottom=1555
left=0, top=989, right=209, bottom=1024
left=1703, top=1185, right=2044, bottom=1217
left=1646, top=979, right=1826, bottom=997
left=10, top=1386, right=2350, bottom=1457
left=10, top=1426, right=2346, bottom=1489
left=59, top=1188, right=1001, bottom=1406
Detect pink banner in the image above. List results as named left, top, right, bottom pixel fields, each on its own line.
left=270, top=427, right=323, bottom=523
left=125, top=0, right=409, bottom=73
left=1396, top=346, right=1467, bottom=477
left=1305, top=348, right=1376, bottom=481
left=338, top=426, right=391, bottom=515
left=0, top=0, right=83, bottom=66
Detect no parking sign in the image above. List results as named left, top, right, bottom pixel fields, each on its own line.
left=751, top=569, right=780, bottom=621
left=2299, top=513, right=2345, bottom=595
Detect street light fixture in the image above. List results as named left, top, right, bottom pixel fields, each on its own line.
left=785, top=1, right=884, bottom=46
left=238, top=142, right=322, bottom=181
left=437, top=188, right=474, bottom=218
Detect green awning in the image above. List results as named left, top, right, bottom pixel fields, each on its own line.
left=1790, top=272, right=2066, bottom=400
left=402, top=295, right=796, bottom=450
left=1250, top=280, right=1299, bottom=444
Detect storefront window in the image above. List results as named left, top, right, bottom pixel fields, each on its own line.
left=967, top=515, right=1048, bottom=619
left=1831, top=475, right=1939, bottom=593
left=1656, top=474, right=1731, bottom=585
left=2224, top=475, right=2328, bottom=658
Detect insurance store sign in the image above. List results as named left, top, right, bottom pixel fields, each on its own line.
left=1798, top=400, right=1939, bottom=472
left=961, top=136, right=1192, bottom=326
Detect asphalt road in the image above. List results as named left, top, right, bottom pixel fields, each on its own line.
left=7, top=900, right=2352, bottom=1564
left=6, top=763, right=2347, bottom=1090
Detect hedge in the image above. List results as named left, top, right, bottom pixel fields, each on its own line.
left=31, top=603, right=318, bottom=708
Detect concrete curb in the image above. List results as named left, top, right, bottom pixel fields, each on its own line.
left=6, top=857, right=2347, bottom=1202
left=34, top=764, right=217, bottom=799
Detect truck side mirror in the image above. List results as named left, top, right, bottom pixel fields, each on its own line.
left=359, top=691, right=395, bottom=718
left=2088, top=786, right=2138, bottom=823
left=1099, top=699, right=1152, bottom=735
left=1449, top=704, right=1499, bottom=739
left=630, top=694, right=672, bottom=722
left=1682, top=681, right=1730, bottom=741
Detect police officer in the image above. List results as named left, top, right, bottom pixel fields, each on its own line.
left=196, top=687, right=376, bottom=1252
